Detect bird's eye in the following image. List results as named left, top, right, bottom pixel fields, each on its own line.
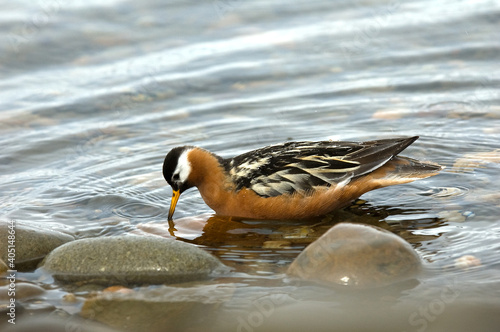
left=172, top=174, right=180, bottom=182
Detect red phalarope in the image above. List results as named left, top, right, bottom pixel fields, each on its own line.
left=163, top=136, right=442, bottom=220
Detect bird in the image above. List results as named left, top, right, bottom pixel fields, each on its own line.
left=162, top=136, right=442, bottom=221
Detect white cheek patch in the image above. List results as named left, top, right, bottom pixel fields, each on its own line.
left=174, top=149, right=192, bottom=183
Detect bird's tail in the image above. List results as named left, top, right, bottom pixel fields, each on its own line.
left=376, top=156, right=444, bottom=186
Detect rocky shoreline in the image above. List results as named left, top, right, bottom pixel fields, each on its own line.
left=1, top=218, right=492, bottom=332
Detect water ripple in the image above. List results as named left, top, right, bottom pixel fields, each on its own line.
left=114, top=201, right=165, bottom=219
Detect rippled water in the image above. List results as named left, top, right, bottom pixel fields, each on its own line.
left=1, top=0, right=500, bottom=330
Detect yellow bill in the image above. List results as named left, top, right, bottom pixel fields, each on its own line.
left=168, top=189, right=180, bottom=221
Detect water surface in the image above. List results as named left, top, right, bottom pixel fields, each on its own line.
left=1, top=0, right=500, bottom=330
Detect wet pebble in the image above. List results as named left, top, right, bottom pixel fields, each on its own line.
left=465, top=189, right=500, bottom=205
left=40, top=235, right=228, bottom=285
left=81, top=284, right=235, bottom=332
left=287, top=223, right=422, bottom=289
left=262, top=240, right=292, bottom=249
left=452, top=149, right=500, bottom=172
left=437, top=210, right=472, bottom=222
left=0, top=221, right=74, bottom=271
left=454, top=255, right=481, bottom=270
left=62, top=293, right=79, bottom=303
left=102, top=285, right=134, bottom=294
left=2, top=315, right=120, bottom=332
left=372, top=108, right=411, bottom=120
left=21, top=300, right=56, bottom=314
left=0, top=283, right=45, bottom=301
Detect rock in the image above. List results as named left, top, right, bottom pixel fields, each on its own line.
left=437, top=210, right=470, bottom=223
left=452, top=149, right=500, bottom=172
left=0, top=221, right=74, bottom=271
left=102, top=286, right=134, bottom=294
left=0, top=283, right=45, bottom=301
left=287, top=223, right=422, bottom=289
left=372, top=108, right=410, bottom=120
left=262, top=240, right=292, bottom=249
left=81, top=284, right=235, bottom=332
left=2, top=315, right=120, bottom=332
left=249, top=298, right=409, bottom=332
left=454, top=255, right=481, bottom=270
left=62, top=293, right=79, bottom=303
left=40, top=235, right=228, bottom=285
left=17, top=301, right=56, bottom=315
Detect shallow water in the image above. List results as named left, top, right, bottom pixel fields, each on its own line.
left=1, top=0, right=500, bottom=330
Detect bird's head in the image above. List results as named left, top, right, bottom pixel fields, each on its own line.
left=163, top=146, right=195, bottom=221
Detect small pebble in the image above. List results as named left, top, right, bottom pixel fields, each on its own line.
left=103, top=286, right=134, bottom=294
left=372, top=108, right=410, bottom=120
left=482, top=127, right=500, bottom=134
left=454, top=255, right=481, bottom=270
left=461, top=211, right=475, bottom=218
left=232, top=82, right=246, bottom=90
left=262, top=240, right=292, bottom=249
left=438, top=210, right=466, bottom=222
left=119, top=147, right=131, bottom=153
left=62, top=293, right=78, bottom=303
left=283, top=227, right=314, bottom=239
left=0, top=283, right=45, bottom=301
left=23, top=300, right=56, bottom=313
left=485, top=106, right=500, bottom=118
left=452, top=149, right=500, bottom=172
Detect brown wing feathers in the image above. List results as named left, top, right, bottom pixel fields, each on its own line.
left=225, top=137, right=420, bottom=197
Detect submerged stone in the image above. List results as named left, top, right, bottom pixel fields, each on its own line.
left=0, top=221, right=74, bottom=271
left=2, top=315, right=120, bottom=332
left=287, top=223, right=421, bottom=289
left=0, top=282, right=45, bottom=301
left=40, top=235, right=227, bottom=285
left=80, top=284, right=235, bottom=332
left=452, top=149, right=500, bottom=172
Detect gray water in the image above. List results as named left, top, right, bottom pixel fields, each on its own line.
left=1, top=0, right=500, bottom=330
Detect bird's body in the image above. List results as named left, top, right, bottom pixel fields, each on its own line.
left=163, top=136, right=442, bottom=220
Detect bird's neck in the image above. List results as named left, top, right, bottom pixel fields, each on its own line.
left=187, top=148, right=227, bottom=188
left=186, top=148, right=232, bottom=212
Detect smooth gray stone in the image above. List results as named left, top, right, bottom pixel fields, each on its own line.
left=0, top=221, right=74, bottom=271
left=41, top=235, right=227, bottom=285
